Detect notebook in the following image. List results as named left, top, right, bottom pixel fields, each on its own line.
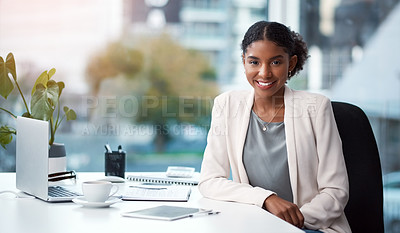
left=122, top=185, right=191, bottom=201
left=126, top=172, right=200, bottom=186
left=121, top=205, right=209, bottom=221
left=16, top=116, right=81, bottom=202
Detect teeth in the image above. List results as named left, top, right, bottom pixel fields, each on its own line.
left=257, top=81, right=273, bottom=86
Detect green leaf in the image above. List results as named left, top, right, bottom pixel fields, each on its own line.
left=6, top=53, right=17, bottom=81
left=0, top=53, right=16, bottom=99
left=31, top=68, right=57, bottom=96
left=0, top=125, right=16, bottom=149
left=57, top=81, right=65, bottom=97
left=31, top=81, right=59, bottom=121
left=48, top=68, right=56, bottom=79
left=31, top=70, right=50, bottom=96
left=63, top=106, right=77, bottom=121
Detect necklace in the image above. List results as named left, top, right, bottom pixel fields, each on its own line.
left=253, top=104, right=284, bottom=131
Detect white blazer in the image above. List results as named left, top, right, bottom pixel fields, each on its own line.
left=199, top=86, right=351, bottom=233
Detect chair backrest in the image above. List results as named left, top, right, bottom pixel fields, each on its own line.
left=331, top=101, right=384, bottom=233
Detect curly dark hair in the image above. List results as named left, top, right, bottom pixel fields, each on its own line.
left=241, top=21, right=309, bottom=79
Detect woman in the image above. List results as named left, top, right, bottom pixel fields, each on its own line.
left=198, top=21, right=351, bottom=233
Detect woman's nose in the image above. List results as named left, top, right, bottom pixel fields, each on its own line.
left=259, top=65, right=272, bottom=78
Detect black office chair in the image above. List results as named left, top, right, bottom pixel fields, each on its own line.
left=331, top=101, right=384, bottom=233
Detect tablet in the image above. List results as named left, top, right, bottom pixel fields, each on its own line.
left=121, top=205, right=207, bottom=221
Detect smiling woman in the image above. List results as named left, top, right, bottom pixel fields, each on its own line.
left=0, top=1, right=398, bottom=231
left=198, top=21, right=350, bottom=233
left=241, top=22, right=308, bottom=124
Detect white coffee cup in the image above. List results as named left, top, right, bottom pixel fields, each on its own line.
left=82, top=181, right=119, bottom=202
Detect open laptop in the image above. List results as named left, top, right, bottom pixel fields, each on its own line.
left=16, top=116, right=81, bottom=202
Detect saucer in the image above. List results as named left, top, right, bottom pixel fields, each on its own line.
left=72, top=196, right=121, bottom=208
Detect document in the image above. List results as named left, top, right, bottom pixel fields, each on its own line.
left=122, top=185, right=191, bottom=202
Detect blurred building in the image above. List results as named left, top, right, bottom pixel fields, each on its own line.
left=330, top=1, right=400, bottom=174
left=305, top=0, right=399, bottom=91
left=107, top=0, right=400, bottom=174
left=122, top=0, right=268, bottom=90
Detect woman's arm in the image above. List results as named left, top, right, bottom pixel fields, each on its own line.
left=198, top=94, right=275, bottom=207
left=300, top=97, right=349, bottom=230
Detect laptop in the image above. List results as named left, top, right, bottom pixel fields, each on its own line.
left=16, top=116, right=81, bottom=202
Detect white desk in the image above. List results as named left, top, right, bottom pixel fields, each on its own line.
left=0, top=172, right=303, bottom=233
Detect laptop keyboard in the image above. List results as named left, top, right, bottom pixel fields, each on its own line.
left=48, top=186, right=80, bottom=197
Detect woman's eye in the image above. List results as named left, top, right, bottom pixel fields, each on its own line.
left=271, top=60, right=281, bottom=65
left=249, top=61, right=259, bottom=65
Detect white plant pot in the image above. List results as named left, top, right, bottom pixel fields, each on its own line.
left=48, top=143, right=67, bottom=174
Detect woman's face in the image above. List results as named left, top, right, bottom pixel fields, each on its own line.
left=243, top=40, right=297, bottom=100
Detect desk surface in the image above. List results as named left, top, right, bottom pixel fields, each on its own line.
left=0, top=172, right=302, bottom=233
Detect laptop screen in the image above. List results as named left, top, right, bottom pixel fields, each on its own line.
left=16, top=116, right=49, bottom=200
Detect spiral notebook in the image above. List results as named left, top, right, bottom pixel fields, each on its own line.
left=126, top=172, right=200, bottom=186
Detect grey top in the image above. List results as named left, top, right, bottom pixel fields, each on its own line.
left=242, top=110, right=293, bottom=202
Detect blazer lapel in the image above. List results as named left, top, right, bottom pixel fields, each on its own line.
left=284, top=86, right=299, bottom=204
left=235, top=90, right=254, bottom=183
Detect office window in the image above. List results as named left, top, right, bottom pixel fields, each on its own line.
left=294, top=1, right=400, bottom=232
left=183, top=22, right=221, bottom=38
left=1, top=1, right=399, bottom=231
left=0, top=0, right=216, bottom=172
left=183, top=0, right=224, bottom=9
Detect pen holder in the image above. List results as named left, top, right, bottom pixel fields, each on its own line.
left=105, top=150, right=126, bottom=178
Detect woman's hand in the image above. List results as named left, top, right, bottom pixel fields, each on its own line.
left=264, top=194, right=304, bottom=229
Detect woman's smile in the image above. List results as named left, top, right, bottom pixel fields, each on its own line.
left=255, top=80, right=276, bottom=89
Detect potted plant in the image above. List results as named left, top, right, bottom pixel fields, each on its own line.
left=0, top=52, right=76, bottom=173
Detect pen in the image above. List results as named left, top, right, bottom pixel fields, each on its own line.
left=105, top=143, right=112, bottom=153
left=129, top=185, right=168, bottom=190
left=189, top=211, right=220, bottom=217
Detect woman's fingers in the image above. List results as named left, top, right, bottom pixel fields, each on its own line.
left=295, top=207, right=305, bottom=228
left=264, top=194, right=304, bottom=228
left=287, top=204, right=304, bottom=228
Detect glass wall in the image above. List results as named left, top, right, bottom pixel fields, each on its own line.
left=1, top=0, right=399, bottom=232
left=0, top=0, right=270, bottom=172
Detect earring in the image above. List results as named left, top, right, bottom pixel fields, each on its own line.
left=288, top=71, right=292, bottom=77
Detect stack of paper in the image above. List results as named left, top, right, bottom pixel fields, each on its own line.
left=122, top=185, right=191, bottom=201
